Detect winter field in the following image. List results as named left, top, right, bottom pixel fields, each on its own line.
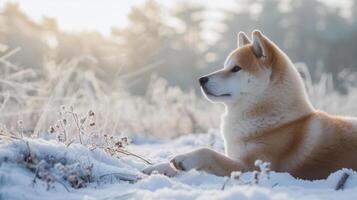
left=2, top=132, right=357, bottom=200
left=2, top=46, right=357, bottom=199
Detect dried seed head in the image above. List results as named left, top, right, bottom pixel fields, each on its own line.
left=63, top=119, right=67, bottom=125
left=88, top=110, right=95, bottom=116
left=115, top=141, right=122, bottom=147
left=49, top=126, right=55, bottom=133
left=61, top=105, right=66, bottom=111
left=89, top=122, right=95, bottom=126
left=17, top=120, right=23, bottom=126
left=121, top=137, right=128, bottom=142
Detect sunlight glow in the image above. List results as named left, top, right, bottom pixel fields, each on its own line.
left=1, top=0, right=349, bottom=36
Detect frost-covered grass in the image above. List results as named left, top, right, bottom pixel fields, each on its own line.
left=0, top=44, right=221, bottom=138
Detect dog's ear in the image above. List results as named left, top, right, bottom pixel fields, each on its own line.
left=251, top=30, right=270, bottom=58
left=237, top=31, right=251, bottom=47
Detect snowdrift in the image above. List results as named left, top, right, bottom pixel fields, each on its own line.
left=1, top=133, right=357, bottom=200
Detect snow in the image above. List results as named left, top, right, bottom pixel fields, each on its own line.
left=1, top=132, right=357, bottom=200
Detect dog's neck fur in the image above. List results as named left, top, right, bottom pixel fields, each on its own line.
left=222, top=51, right=314, bottom=139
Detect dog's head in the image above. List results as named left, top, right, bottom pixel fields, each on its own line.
left=200, top=30, right=281, bottom=105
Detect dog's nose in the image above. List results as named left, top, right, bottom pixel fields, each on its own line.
left=199, top=77, right=209, bottom=86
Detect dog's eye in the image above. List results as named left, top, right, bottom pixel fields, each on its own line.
left=231, top=65, right=242, bottom=73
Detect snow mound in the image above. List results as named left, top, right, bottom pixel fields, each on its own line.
left=0, top=133, right=357, bottom=200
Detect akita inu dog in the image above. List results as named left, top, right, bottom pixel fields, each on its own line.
left=143, top=30, right=357, bottom=180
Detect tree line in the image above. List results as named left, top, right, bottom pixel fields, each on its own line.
left=1, top=0, right=357, bottom=94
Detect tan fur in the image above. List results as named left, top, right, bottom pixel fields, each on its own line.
left=292, top=112, right=357, bottom=179
left=143, top=30, right=357, bottom=180
left=233, top=111, right=357, bottom=179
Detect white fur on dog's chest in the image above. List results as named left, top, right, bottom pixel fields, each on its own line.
left=221, top=118, right=260, bottom=160
left=223, top=134, right=258, bottom=161
left=221, top=110, right=291, bottom=161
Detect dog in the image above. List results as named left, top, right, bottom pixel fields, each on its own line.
left=143, top=30, right=357, bottom=180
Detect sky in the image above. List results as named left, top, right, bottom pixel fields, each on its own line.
left=0, top=0, right=351, bottom=36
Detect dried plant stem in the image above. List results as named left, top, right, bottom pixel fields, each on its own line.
left=59, top=120, right=67, bottom=142
left=0, top=133, right=22, bottom=140
left=115, top=148, right=152, bottom=165
left=66, top=139, right=75, bottom=147
left=221, top=178, right=230, bottom=190
left=25, top=141, right=36, bottom=164
left=99, top=172, right=140, bottom=183
left=70, top=112, right=83, bottom=144
left=53, top=177, right=70, bottom=192
left=335, top=172, right=349, bottom=190
left=32, top=163, right=41, bottom=184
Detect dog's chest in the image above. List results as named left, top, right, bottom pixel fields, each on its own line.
left=222, top=121, right=260, bottom=160
left=224, top=138, right=259, bottom=162
left=221, top=110, right=290, bottom=159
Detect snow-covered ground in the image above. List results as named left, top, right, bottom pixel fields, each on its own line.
left=1, top=132, right=357, bottom=200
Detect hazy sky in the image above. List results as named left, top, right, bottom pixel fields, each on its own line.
left=0, top=0, right=351, bottom=36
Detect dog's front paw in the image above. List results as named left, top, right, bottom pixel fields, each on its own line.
left=142, top=162, right=178, bottom=177
left=170, top=149, right=208, bottom=171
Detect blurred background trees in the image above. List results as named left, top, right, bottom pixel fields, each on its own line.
left=1, top=0, right=357, bottom=94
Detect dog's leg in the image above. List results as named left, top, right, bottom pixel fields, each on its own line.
left=170, top=148, right=246, bottom=176
left=142, top=162, right=178, bottom=177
